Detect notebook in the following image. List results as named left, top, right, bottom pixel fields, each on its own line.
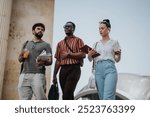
left=80, top=44, right=100, bottom=58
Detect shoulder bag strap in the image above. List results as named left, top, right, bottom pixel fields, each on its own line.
left=23, top=40, right=29, bottom=49
left=20, top=40, right=29, bottom=74
left=64, top=38, right=74, bottom=52
left=92, top=42, right=99, bottom=70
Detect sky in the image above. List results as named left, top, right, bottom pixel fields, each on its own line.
left=51, top=0, right=150, bottom=94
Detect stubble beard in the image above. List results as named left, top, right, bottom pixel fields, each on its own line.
left=35, top=32, right=43, bottom=39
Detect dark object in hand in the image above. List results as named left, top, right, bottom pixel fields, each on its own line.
left=92, top=52, right=100, bottom=58
left=80, top=44, right=100, bottom=58
left=80, top=44, right=92, bottom=54
left=114, top=51, right=121, bottom=55
left=48, top=83, right=59, bottom=100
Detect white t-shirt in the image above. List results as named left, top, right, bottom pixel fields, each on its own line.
left=92, top=39, right=121, bottom=63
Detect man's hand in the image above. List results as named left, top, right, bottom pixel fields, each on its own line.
left=60, top=51, right=70, bottom=59
left=53, top=76, right=57, bottom=84
left=36, top=59, right=45, bottom=66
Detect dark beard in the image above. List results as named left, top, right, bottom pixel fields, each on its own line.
left=65, top=32, right=73, bottom=36
left=35, top=32, right=43, bottom=39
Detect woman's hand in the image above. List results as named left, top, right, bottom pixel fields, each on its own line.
left=88, top=49, right=97, bottom=56
left=114, top=49, right=121, bottom=62
left=114, top=49, right=121, bottom=55
left=88, top=49, right=97, bottom=61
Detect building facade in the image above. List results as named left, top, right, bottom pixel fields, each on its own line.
left=75, top=73, right=150, bottom=100
left=0, top=0, right=54, bottom=99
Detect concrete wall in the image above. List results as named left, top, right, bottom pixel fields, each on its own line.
left=0, top=0, right=12, bottom=99
left=2, top=0, right=54, bottom=99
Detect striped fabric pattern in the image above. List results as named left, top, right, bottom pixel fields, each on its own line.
left=55, top=36, right=84, bottom=65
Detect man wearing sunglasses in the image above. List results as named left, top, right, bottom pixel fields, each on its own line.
left=53, top=22, right=85, bottom=100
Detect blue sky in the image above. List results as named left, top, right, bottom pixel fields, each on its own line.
left=52, top=0, right=150, bottom=93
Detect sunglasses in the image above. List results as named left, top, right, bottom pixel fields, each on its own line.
left=63, top=25, right=73, bottom=29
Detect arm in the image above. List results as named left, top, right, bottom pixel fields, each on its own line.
left=53, top=60, right=60, bottom=84
left=61, top=38, right=86, bottom=59
left=114, top=41, right=121, bottom=63
left=87, top=42, right=100, bottom=62
left=114, top=50, right=121, bottom=62
left=36, top=43, right=53, bottom=66
left=61, top=51, right=85, bottom=60
left=67, top=38, right=85, bottom=59
left=67, top=51, right=85, bottom=59
left=18, top=42, right=27, bottom=63
left=18, top=52, right=24, bottom=63
left=87, top=49, right=98, bottom=62
left=18, top=40, right=29, bottom=63
left=36, top=56, right=53, bottom=66
left=45, top=56, right=52, bottom=66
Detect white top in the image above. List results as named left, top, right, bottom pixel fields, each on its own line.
left=92, top=39, right=121, bottom=63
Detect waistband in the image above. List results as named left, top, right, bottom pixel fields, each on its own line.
left=97, top=59, right=115, bottom=64
left=61, top=64, right=80, bottom=67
